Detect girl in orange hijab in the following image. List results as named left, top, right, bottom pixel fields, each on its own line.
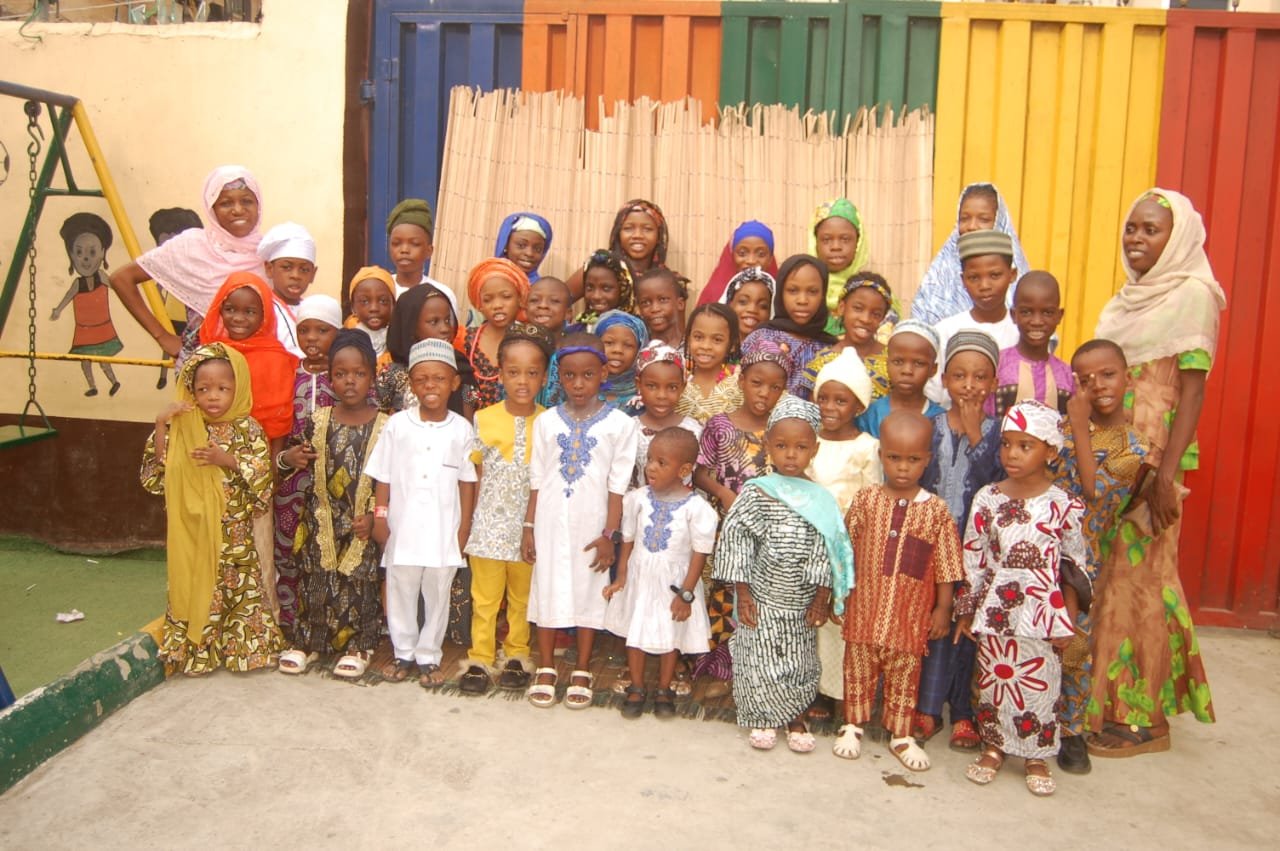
left=464, top=257, right=530, bottom=408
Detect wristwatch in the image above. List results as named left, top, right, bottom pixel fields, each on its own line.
left=669, top=584, right=695, bottom=604
left=602, top=527, right=622, bottom=544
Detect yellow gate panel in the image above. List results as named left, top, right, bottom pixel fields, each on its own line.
left=933, top=3, right=1166, bottom=352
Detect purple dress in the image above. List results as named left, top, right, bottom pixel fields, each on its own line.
left=741, top=328, right=829, bottom=399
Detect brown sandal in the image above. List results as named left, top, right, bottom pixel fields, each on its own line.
left=1087, top=723, right=1171, bottom=757
left=965, top=747, right=1005, bottom=785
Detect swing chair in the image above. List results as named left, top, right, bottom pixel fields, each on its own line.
left=0, top=81, right=175, bottom=449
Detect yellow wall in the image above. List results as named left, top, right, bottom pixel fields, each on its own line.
left=933, top=3, right=1165, bottom=353
left=0, top=0, right=348, bottom=423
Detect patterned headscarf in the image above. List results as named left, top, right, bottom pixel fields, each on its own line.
left=467, top=257, right=530, bottom=321
left=767, top=393, right=822, bottom=434
left=609, top=199, right=669, bottom=269
left=740, top=334, right=794, bottom=379
left=595, top=309, right=649, bottom=404
left=720, top=266, right=777, bottom=311
left=583, top=249, right=635, bottom=315
left=889, top=318, right=941, bottom=356
left=635, top=340, right=684, bottom=375
left=595, top=309, right=650, bottom=350
left=1002, top=399, right=1064, bottom=450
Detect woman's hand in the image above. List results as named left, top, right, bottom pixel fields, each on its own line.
left=156, top=331, right=183, bottom=358
left=1148, top=473, right=1182, bottom=537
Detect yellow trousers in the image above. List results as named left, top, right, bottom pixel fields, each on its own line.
left=468, top=556, right=533, bottom=666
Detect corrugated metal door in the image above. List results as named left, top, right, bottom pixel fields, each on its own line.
left=842, top=1, right=941, bottom=120
left=521, top=1, right=722, bottom=127
left=1157, top=11, right=1280, bottom=630
left=368, top=0, right=523, bottom=269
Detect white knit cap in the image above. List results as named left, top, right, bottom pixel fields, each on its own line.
left=256, top=221, right=317, bottom=263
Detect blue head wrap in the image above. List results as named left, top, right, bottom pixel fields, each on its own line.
left=494, top=212, right=553, bottom=282
left=732, top=220, right=775, bottom=254
left=594, top=309, right=649, bottom=407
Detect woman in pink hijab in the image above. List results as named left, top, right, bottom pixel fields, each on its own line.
left=110, top=165, right=264, bottom=360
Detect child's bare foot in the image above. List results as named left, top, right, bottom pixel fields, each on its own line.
left=1024, top=758, right=1056, bottom=796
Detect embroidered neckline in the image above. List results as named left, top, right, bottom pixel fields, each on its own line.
left=555, top=403, right=611, bottom=496
left=642, top=488, right=693, bottom=552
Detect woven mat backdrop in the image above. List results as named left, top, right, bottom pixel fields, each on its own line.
left=432, top=87, right=935, bottom=311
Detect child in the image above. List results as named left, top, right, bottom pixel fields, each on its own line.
left=956, top=400, right=1088, bottom=797
left=635, top=268, right=689, bottom=349
left=278, top=330, right=387, bottom=677
left=927, top=229, right=1021, bottom=405
left=801, top=272, right=894, bottom=401
left=141, top=343, right=284, bottom=674
left=743, top=254, right=839, bottom=397
left=609, top=198, right=668, bottom=281
left=595, top=309, right=649, bottom=409
left=809, top=198, right=870, bottom=335
left=603, top=428, right=717, bottom=719
left=697, top=220, right=779, bottom=306
left=915, top=330, right=1003, bottom=750
left=494, top=212, right=553, bottom=281
left=464, top=257, right=531, bottom=409
left=677, top=303, right=742, bottom=424
left=571, top=250, right=633, bottom=330
left=256, top=221, right=318, bottom=358
left=367, top=339, right=477, bottom=687
left=913, top=183, right=1030, bottom=326
left=272, top=294, right=342, bottom=626
left=631, top=342, right=703, bottom=486
left=1053, top=339, right=1147, bottom=774
left=459, top=323, right=553, bottom=695
left=993, top=271, right=1072, bottom=418
left=834, top=410, right=963, bottom=771
left=386, top=198, right=446, bottom=297
left=857, top=320, right=945, bottom=438
left=51, top=212, right=122, bottom=396
left=522, top=333, right=638, bottom=709
left=528, top=276, right=571, bottom=407
left=714, top=396, right=854, bottom=752
left=346, top=266, right=396, bottom=359
left=376, top=282, right=474, bottom=418
left=720, top=266, right=775, bottom=340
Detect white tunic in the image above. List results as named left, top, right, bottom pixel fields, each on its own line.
left=527, top=404, right=638, bottom=629
left=364, top=408, right=476, bottom=568
left=926, top=310, right=1018, bottom=406
left=604, top=487, right=717, bottom=655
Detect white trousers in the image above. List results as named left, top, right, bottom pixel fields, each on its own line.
left=386, top=565, right=458, bottom=666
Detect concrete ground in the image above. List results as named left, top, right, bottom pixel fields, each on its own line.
left=1, top=628, right=1277, bottom=850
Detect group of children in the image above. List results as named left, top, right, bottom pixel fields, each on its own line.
left=128, top=169, right=1221, bottom=800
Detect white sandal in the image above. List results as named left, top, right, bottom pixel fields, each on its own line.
left=526, top=667, right=559, bottom=708
left=889, top=735, right=931, bottom=771
left=833, top=724, right=863, bottom=760
left=278, top=649, right=317, bottom=675
left=332, top=650, right=371, bottom=679
left=564, top=669, right=594, bottom=710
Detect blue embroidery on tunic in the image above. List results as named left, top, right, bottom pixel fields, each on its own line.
left=555, top=404, right=610, bottom=497
left=642, top=489, right=693, bottom=553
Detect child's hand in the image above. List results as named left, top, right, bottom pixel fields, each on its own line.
left=954, top=395, right=985, bottom=444
left=155, top=401, right=193, bottom=426
left=190, top=442, right=236, bottom=470
left=521, top=527, right=536, bottom=564
left=584, top=536, right=615, bottom=572
left=804, top=592, right=831, bottom=628
left=736, top=583, right=758, bottom=629
left=927, top=605, right=951, bottom=642
left=603, top=580, right=624, bottom=601
left=670, top=596, right=692, bottom=622
left=372, top=517, right=390, bottom=547
left=1067, top=372, right=1094, bottom=424
left=954, top=614, right=975, bottom=643
left=352, top=513, right=372, bottom=541
left=281, top=443, right=317, bottom=471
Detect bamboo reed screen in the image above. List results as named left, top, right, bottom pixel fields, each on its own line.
left=433, top=87, right=934, bottom=311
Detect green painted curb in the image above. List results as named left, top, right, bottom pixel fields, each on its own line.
left=0, top=631, right=164, bottom=794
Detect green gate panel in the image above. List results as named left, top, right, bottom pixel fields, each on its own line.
left=843, top=1, right=941, bottom=120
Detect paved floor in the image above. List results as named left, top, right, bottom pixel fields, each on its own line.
left=1, top=628, right=1277, bottom=849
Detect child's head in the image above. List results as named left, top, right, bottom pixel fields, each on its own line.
left=295, top=294, right=342, bottom=366
left=386, top=198, right=434, bottom=280
left=685, top=303, right=739, bottom=373
left=407, top=338, right=460, bottom=416
left=1122, top=192, right=1175, bottom=276
left=347, top=266, right=396, bottom=332
left=556, top=332, right=608, bottom=407
left=609, top=199, right=668, bottom=269
left=958, top=229, right=1017, bottom=317
left=737, top=342, right=792, bottom=419
left=1012, top=271, right=1064, bottom=356
left=999, top=400, right=1062, bottom=482
left=257, top=222, right=318, bottom=305
left=203, top=167, right=261, bottom=239
left=527, top=276, right=571, bottom=333
left=941, top=330, right=999, bottom=409
left=386, top=283, right=459, bottom=366
left=723, top=266, right=775, bottom=338
left=59, top=212, right=113, bottom=277
left=811, top=198, right=863, bottom=274
left=645, top=426, right=699, bottom=493
left=467, top=258, right=529, bottom=331
left=1071, top=339, right=1130, bottom=421
left=635, top=268, right=688, bottom=341
left=582, top=249, right=632, bottom=315
left=958, top=184, right=999, bottom=234
left=497, top=213, right=551, bottom=278
left=595, top=310, right=649, bottom=378
left=764, top=396, right=822, bottom=477
left=730, top=220, right=775, bottom=271
left=219, top=283, right=265, bottom=341
left=878, top=410, right=933, bottom=492
left=147, top=206, right=201, bottom=246
left=886, top=320, right=940, bottom=399
left=838, top=272, right=892, bottom=347
left=189, top=356, right=237, bottom=421
left=774, top=254, right=831, bottom=335
left=814, top=349, right=872, bottom=437
left=328, top=329, right=377, bottom=410
left=635, top=342, right=686, bottom=419
left=497, top=321, right=552, bottom=409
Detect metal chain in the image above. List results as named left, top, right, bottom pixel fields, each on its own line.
left=24, top=100, right=42, bottom=404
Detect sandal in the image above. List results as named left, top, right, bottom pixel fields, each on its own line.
left=965, top=748, right=1005, bottom=786
left=380, top=658, right=415, bottom=683
left=621, top=685, right=647, bottom=720
left=832, top=724, right=863, bottom=760
left=278, top=649, right=318, bottom=675
left=1024, top=759, right=1056, bottom=796
left=1087, top=723, right=1172, bottom=758
left=458, top=664, right=491, bottom=695
left=949, top=719, right=981, bottom=752
left=527, top=667, right=558, bottom=708
left=786, top=721, right=816, bottom=754
left=911, top=711, right=941, bottom=742
left=889, top=735, right=931, bottom=771
left=332, top=650, right=371, bottom=679
left=805, top=695, right=833, bottom=722
left=418, top=663, right=445, bottom=688
left=653, top=687, right=677, bottom=720
left=748, top=728, right=778, bottom=750
left=497, top=659, right=531, bottom=690
left=564, top=669, right=594, bottom=710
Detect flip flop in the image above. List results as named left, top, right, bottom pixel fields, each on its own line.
left=380, top=658, right=415, bottom=683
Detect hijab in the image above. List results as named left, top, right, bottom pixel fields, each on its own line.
left=808, top=198, right=871, bottom=326
left=761, top=254, right=839, bottom=344
left=467, top=257, right=530, bottom=322
left=697, top=220, right=780, bottom=306
left=386, top=281, right=463, bottom=365
left=137, top=166, right=264, bottom=317
left=595, top=309, right=650, bottom=404
left=494, top=212, right=553, bottom=282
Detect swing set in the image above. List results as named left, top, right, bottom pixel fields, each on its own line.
left=0, top=80, right=174, bottom=448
